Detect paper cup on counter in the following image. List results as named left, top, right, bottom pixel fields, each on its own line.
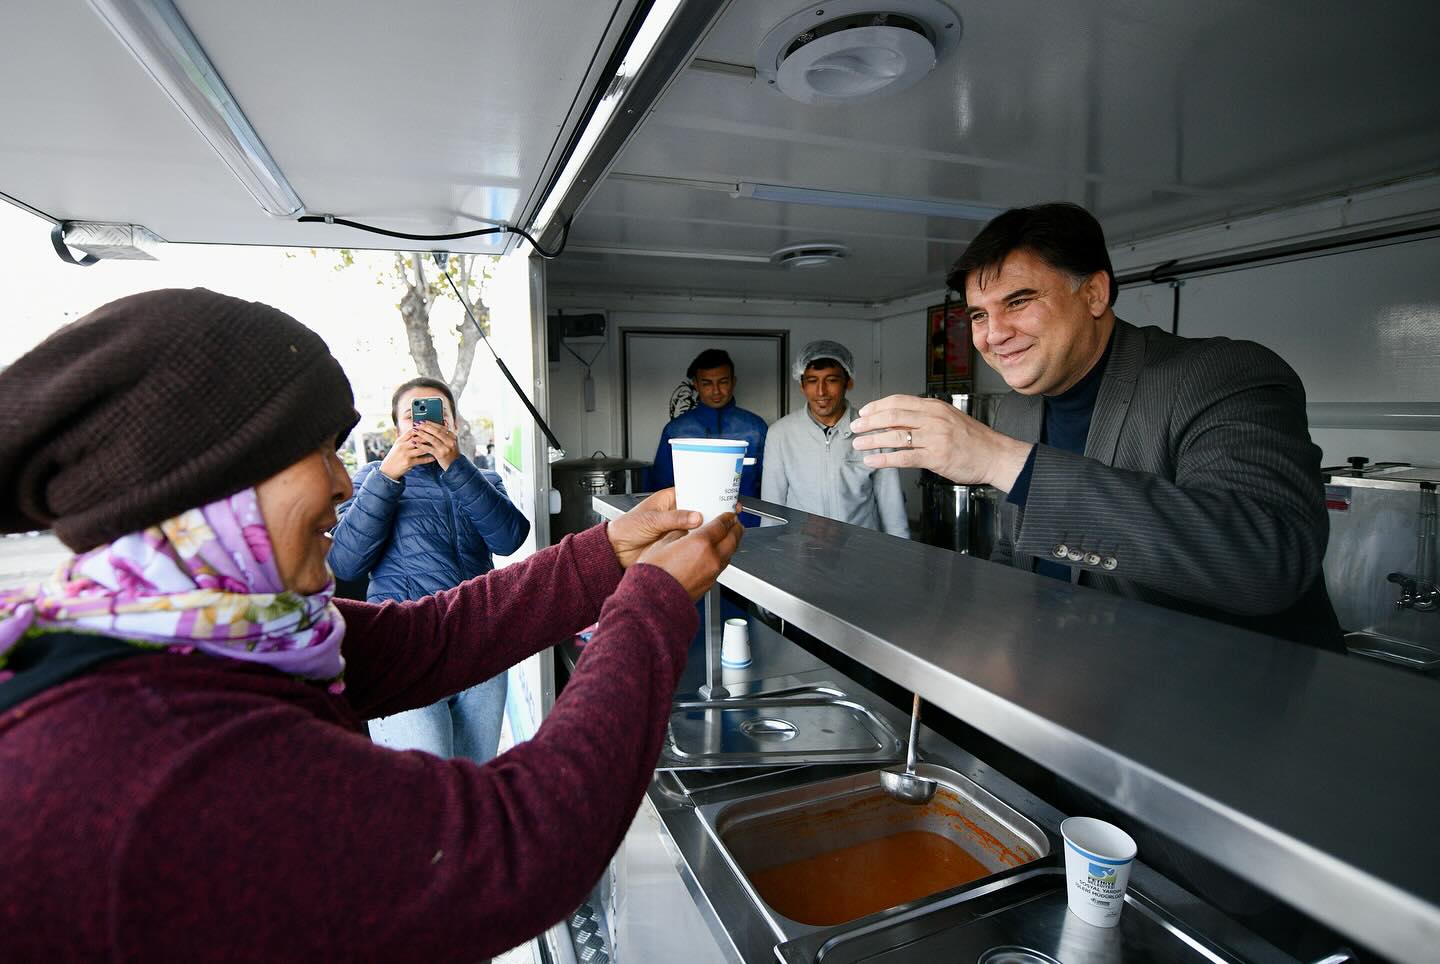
left=721, top=617, right=751, bottom=668
left=669, top=438, right=753, bottom=524
left=1060, top=817, right=1137, bottom=928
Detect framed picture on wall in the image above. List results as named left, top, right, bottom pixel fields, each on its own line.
left=926, top=301, right=973, bottom=394
left=621, top=329, right=789, bottom=462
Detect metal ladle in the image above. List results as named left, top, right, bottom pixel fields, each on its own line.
left=881, top=693, right=937, bottom=805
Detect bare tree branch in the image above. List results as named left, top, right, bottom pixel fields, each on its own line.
left=334, top=249, right=499, bottom=459
left=446, top=254, right=490, bottom=458
left=448, top=316, right=481, bottom=400
left=398, top=253, right=442, bottom=379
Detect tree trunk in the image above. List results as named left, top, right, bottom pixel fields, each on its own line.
left=446, top=256, right=487, bottom=458
left=448, top=308, right=482, bottom=401
left=392, top=252, right=492, bottom=459
left=397, top=254, right=442, bottom=379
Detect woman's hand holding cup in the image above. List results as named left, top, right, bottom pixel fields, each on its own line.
left=606, top=488, right=743, bottom=598
left=637, top=512, right=743, bottom=601
left=606, top=489, right=704, bottom=568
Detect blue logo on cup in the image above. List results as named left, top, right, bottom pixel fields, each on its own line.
left=1088, top=862, right=1117, bottom=884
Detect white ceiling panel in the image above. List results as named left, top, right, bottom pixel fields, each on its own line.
left=550, top=0, right=1440, bottom=302
left=0, top=0, right=635, bottom=251
left=5, top=0, right=1437, bottom=294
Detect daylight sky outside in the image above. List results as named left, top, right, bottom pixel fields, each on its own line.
left=0, top=202, right=511, bottom=442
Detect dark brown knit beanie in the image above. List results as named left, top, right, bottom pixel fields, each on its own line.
left=0, top=288, right=360, bottom=551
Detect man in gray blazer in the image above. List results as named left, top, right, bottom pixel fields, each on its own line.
left=853, top=202, right=1341, bottom=650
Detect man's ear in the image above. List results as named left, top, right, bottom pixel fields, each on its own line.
left=846, top=377, right=855, bottom=391
left=1084, top=271, right=1111, bottom=317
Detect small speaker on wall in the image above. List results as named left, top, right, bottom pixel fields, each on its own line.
left=546, top=312, right=562, bottom=365
left=547, top=310, right=608, bottom=363
left=561, top=312, right=607, bottom=341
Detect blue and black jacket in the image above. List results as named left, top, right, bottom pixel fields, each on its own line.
left=648, top=399, right=768, bottom=498
left=328, top=457, right=530, bottom=603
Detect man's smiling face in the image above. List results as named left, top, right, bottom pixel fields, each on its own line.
left=965, top=248, right=1111, bottom=396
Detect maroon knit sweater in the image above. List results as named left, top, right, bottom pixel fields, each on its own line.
left=0, top=524, right=697, bottom=962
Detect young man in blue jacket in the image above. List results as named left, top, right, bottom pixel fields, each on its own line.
left=329, top=377, right=530, bottom=763
left=649, top=349, right=768, bottom=498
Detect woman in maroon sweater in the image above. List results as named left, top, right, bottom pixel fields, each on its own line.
left=0, top=289, right=741, bottom=962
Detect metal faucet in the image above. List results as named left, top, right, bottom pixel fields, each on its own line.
left=1387, top=572, right=1438, bottom=611
left=1388, top=484, right=1438, bottom=612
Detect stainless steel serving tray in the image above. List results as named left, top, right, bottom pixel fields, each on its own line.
left=774, top=868, right=1258, bottom=964
left=693, top=763, right=1051, bottom=943
left=659, top=683, right=905, bottom=771
left=1344, top=631, right=1440, bottom=671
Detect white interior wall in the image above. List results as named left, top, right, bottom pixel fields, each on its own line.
left=550, top=293, right=1030, bottom=525
left=1115, top=235, right=1440, bottom=468
left=547, top=230, right=1440, bottom=533
left=548, top=307, right=620, bottom=464
left=549, top=308, right=886, bottom=466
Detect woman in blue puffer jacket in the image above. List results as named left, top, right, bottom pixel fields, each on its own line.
left=328, top=377, right=530, bottom=763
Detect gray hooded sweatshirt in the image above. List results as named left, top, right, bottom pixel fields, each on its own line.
left=761, top=401, right=909, bottom=537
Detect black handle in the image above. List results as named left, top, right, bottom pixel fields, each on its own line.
left=50, top=222, right=100, bottom=267
left=439, top=267, right=565, bottom=455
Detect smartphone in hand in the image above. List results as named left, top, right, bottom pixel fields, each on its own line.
left=411, top=397, right=444, bottom=425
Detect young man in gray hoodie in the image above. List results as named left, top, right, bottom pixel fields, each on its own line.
left=761, top=340, right=909, bottom=537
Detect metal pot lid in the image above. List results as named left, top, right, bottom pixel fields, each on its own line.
left=550, top=450, right=651, bottom=471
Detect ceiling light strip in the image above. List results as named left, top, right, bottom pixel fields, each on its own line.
left=737, top=182, right=1004, bottom=221
left=609, top=172, right=1005, bottom=221
left=527, top=0, right=688, bottom=247
left=609, top=171, right=740, bottom=193
left=568, top=243, right=772, bottom=263
left=87, top=0, right=304, bottom=218
left=687, top=58, right=756, bottom=81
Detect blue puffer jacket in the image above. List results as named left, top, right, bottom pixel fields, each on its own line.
left=328, top=456, right=530, bottom=603
left=648, top=399, right=768, bottom=498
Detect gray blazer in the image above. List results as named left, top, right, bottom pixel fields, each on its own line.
left=991, top=319, right=1342, bottom=649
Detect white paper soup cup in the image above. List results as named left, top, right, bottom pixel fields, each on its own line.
left=1060, top=816, right=1137, bottom=928
left=669, top=438, right=753, bottom=524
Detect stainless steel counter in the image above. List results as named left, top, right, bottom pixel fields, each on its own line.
left=594, top=494, right=1440, bottom=963
left=563, top=613, right=1298, bottom=963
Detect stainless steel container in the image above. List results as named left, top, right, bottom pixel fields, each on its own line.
left=549, top=453, right=649, bottom=541
left=662, top=683, right=905, bottom=770
left=695, top=764, right=1049, bottom=944
left=950, top=392, right=1002, bottom=427
left=775, top=868, right=1269, bottom=963
left=1322, top=460, right=1439, bottom=671
left=920, top=393, right=1007, bottom=557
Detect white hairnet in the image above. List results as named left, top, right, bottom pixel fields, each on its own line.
left=792, top=340, right=854, bottom=382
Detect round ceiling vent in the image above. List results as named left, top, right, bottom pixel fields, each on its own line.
left=756, top=0, right=962, bottom=105
left=770, top=242, right=848, bottom=268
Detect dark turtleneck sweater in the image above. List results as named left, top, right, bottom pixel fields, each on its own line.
left=1006, top=330, right=1115, bottom=581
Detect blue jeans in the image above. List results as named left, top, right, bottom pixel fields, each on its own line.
left=369, top=673, right=508, bottom=763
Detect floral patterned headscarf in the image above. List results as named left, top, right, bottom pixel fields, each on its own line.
left=0, top=488, right=345, bottom=690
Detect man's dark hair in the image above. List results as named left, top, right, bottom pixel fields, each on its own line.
left=804, top=358, right=844, bottom=376
left=391, top=376, right=456, bottom=424
left=947, top=202, right=1117, bottom=307
left=686, top=349, right=735, bottom=381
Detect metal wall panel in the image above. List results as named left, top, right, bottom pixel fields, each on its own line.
left=1115, top=236, right=1440, bottom=466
